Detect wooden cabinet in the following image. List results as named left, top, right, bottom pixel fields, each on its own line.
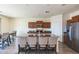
left=43, top=22, right=51, bottom=28
left=28, top=22, right=36, bottom=28
left=72, top=15, right=79, bottom=22
left=36, top=21, right=43, bottom=28
left=28, top=21, right=51, bottom=28
left=67, top=19, right=73, bottom=24
left=67, top=15, right=79, bottom=25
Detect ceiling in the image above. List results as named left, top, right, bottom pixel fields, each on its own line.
left=0, top=4, right=79, bottom=18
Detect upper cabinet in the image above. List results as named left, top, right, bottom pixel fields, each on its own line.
left=36, top=21, right=43, bottom=28
left=43, top=22, right=51, bottom=28
left=28, top=22, right=36, bottom=28
left=28, top=21, right=51, bottom=28
left=67, top=15, right=79, bottom=24
left=72, top=15, right=79, bottom=22
left=67, top=19, right=73, bottom=25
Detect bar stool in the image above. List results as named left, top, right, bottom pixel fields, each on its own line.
left=17, top=36, right=27, bottom=54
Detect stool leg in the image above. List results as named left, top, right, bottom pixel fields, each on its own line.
left=9, top=36, right=11, bottom=44
left=18, top=45, right=20, bottom=54
left=55, top=45, right=57, bottom=54
left=7, top=39, right=10, bottom=46
left=2, top=41, right=4, bottom=49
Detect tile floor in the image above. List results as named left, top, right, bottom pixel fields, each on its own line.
left=58, top=42, right=78, bottom=54
left=0, top=41, right=78, bottom=54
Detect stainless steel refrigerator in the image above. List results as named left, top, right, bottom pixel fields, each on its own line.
left=67, top=22, right=79, bottom=52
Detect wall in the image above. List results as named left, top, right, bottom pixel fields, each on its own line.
left=12, top=15, right=64, bottom=42
left=69, top=10, right=79, bottom=19
left=50, top=14, right=63, bottom=42
left=12, top=18, right=51, bottom=36
left=0, top=15, right=13, bottom=33
left=0, top=16, right=51, bottom=35
left=62, top=13, right=70, bottom=32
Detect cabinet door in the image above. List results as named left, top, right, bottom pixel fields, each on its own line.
left=28, top=22, right=36, bottom=28
left=43, top=22, right=51, bottom=28
left=72, top=15, right=79, bottom=22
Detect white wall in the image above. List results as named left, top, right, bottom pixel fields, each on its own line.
left=12, top=9, right=79, bottom=38
left=0, top=16, right=13, bottom=33
left=12, top=19, right=28, bottom=36
left=69, top=10, right=79, bottom=18
left=50, top=14, right=63, bottom=42
left=0, top=16, right=51, bottom=35
left=12, top=15, right=64, bottom=42
left=62, top=13, right=70, bottom=32
left=12, top=18, right=51, bottom=36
